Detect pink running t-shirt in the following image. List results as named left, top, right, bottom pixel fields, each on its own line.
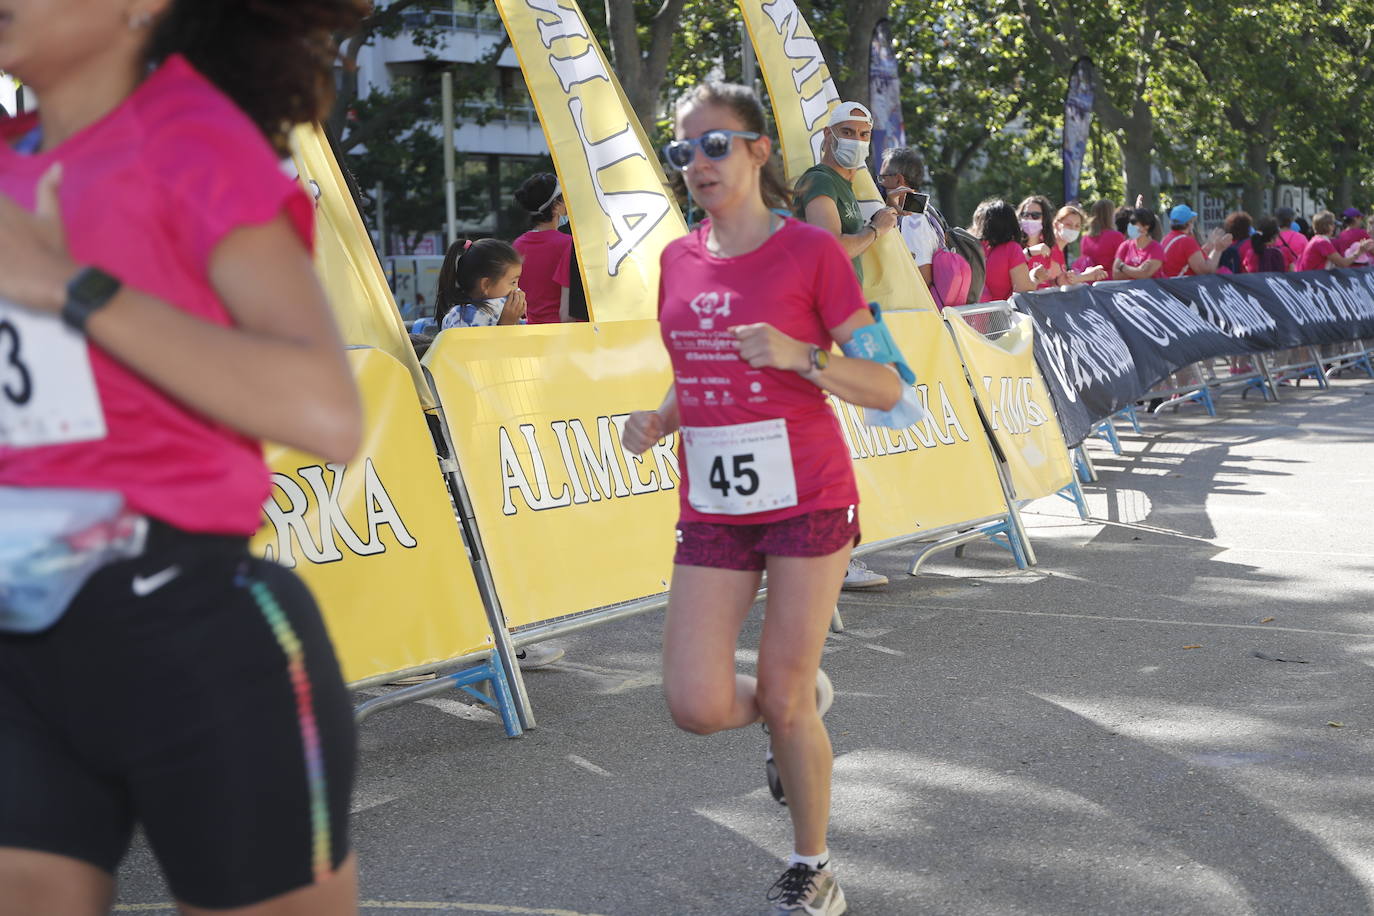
left=658, top=219, right=865, bottom=525
left=512, top=228, right=571, bottom=324
left=979, top=240, right=1028, bottom=302
left=1027, top=244, right=1066, bottom=289
left=0, top=55, right=313, bottom=535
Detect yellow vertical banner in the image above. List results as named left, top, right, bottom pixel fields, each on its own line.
left=738, top=0, right=935, bottom=313
left=493, top=0, right=687, bottom=322
left=832, top=310, right=1011, bottom=542
left=943, top=310, right=1076, bottom=501
left=290, top=123, right=435, bottom=409
left=252, top=348, right=491, bottom=684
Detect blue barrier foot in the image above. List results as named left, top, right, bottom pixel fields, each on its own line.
left=450, top=660, right=523, bottom=738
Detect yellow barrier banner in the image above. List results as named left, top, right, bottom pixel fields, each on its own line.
left=252, top=347, right=491, bottom=683
left=425, top=322, right=679, bottom=628
left=738, top=0, right=936, bottom=313
left=831, top=309, right=1010, bottom=541
left=944, top=310, right=1076, bottom=501
left=494, top=0, right=687, bottom=322
left=290, top=123, right=434, bottom=409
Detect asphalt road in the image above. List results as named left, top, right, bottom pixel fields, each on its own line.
left=115, top=374, right=1374, bottom=916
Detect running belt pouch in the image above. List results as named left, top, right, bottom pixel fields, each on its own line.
left=0, top=487, right=148, bottom=634
left=840, top=303, right=931, bottom=429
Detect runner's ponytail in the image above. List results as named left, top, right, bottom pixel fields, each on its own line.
left=145, top=0, right=369, bottom=156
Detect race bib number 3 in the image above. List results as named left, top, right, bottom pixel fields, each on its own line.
left=0, top=298, right=107, bottom=448
left=683, top=419, right=798, bottom=516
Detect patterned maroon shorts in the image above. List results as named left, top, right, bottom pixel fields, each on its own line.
left=674, top=506, right=861, bottom=572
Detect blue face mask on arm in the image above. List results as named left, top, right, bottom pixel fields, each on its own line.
left=838, top=303, right=931, bottom=429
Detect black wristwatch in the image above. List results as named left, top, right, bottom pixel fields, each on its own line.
left=809, top=345, right=830, bottom=372
left=61, top=267, right=122, bottom=332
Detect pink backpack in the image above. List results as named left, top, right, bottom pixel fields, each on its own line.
left=923, top=209, right=974, bottom=309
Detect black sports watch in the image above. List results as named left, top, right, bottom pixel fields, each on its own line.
left=61, top=267, right=122, bottom=332
left=809, top=345, right=830, bottom=372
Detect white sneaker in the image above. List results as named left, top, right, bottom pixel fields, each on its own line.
left=841, top=559, right=887, bottom=590
left=515, top=644, right=565, bottom=670
left=766, top=669, right=834, bottom=805
left=767, top=861, right=847, bottom=914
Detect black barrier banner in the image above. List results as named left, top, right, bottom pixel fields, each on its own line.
left=1014, top=285, right=1154, bottom=447
left=1015, top=269, right=1374, bottom=446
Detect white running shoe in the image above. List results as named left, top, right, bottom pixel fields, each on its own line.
left=766, top=669, right=834, bottom=805
left=767, top=862, right=847, bottom=914
left=841, top=558, right=887, bottom=590
left=515, top=644, right=565, bottom=670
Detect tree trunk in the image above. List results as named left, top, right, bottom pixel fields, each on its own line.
left=1118, top=126, right=1155, bottom=211
left=1241, top=140, right=1270, bottom=215
left=603, top=0, right=689, bottom=135
left=831, top=1, right=891, bottom=104
left=933, top=172, right=962, bottom=227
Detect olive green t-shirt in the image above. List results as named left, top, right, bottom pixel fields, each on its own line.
left=793, top=163, right=865, bottom=283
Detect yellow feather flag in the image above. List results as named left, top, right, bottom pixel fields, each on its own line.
left=493, top=0, right=687, bottom=321
left=739, top=0, right=936, bottom=312
left=289, top=123, right=434, bottom=409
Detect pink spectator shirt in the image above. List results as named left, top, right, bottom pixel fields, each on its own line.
left=1275, top=229, right=1308, bottom=268
left=980, top=240, right=1028, bottom=302
left=1080, top=229, right=1125, bottom=273
left=1296, top=236, right=1337, bottom=272
left=0, top=56, right=313, bottom=535
left=658, top=218, right=865, bottom=524
left=512, top=228, right=572, bottom=324
left=1114, top=238, right=1166, bottom=277
left=1161, top=230, right=1202, bottom=277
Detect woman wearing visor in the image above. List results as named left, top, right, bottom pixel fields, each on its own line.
left=0, top=1, right=365, bottom=912
left=622, top=82, right=903, bottom=915
left=512, top=172, right=573, bottom=326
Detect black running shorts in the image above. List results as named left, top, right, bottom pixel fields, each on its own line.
left=0, top=522, right=356, bottom=909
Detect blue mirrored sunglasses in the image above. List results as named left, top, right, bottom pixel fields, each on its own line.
left=662, top=129, right=762, bottom=170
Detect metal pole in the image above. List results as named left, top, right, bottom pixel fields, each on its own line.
left=442, top=71, right=457, bottom=248
left=374, top=183, right=386, bottom=258
left=741, top=23, right=758, bottom=88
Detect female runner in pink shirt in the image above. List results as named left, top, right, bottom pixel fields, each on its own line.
left=622, top=82, right=901, bottom=916
left=0, top=1, right=365, bottom=913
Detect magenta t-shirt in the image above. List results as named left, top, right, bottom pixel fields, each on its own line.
left=1335, top=226, right=1370, bottom=254
left=1276, top=229, right=1308, bottom=268
left=1296, top=236, right=1337, bottom=272
left=0, top=55, right=313, bottom=535
left=1161, top=230, right=1202, bottom=277
left=1114, top=239, right=1166, bottom=277
left=980, top=240, right=1028, bottom=302
left=658, top=219, right=865, bottom=524
left=1080, top=230, right=1125, bottom=272
left=512, top=228, right=572, bottom=324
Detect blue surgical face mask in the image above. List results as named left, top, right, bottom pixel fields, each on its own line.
left=558, top=213, right=570, bottom=228
left=1127, top=224, right=1141, bottom=240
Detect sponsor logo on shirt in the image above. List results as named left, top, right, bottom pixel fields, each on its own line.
left=689, top=291, right=734, bottom=330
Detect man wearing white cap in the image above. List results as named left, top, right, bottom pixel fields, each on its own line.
left=793, top=101, right=898, bottom=591
left=1161, top=203, right=1231, bottom=278
left=792, top=101, right=899, bottom=287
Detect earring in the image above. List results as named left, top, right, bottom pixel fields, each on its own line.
left=129, top=10, right=153, bottom=29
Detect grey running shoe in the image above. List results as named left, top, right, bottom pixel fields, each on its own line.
left=841, top=558, right=887, bottom=590
left=515, top=644, right=565, bottom=670
left=765, top=669, right=835, bottom=805
left=767, top=862, right=847, bottom=915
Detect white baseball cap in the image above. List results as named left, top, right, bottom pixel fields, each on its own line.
left=827, top=102, right=874, bottom=128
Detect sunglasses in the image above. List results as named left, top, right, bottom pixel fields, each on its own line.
left=1021, top=212, right=1044, bottom=220
left=662, top=129, right=762, bottom=171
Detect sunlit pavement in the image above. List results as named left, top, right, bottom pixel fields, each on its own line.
left=116, top=376, right=1374, bottom=915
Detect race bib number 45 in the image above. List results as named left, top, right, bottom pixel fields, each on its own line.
left=0, top=299, right=107, bottom=448
left=683, top=419, right=798, bottom=516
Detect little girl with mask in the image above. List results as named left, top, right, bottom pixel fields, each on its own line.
left=436, top=238, right=527, bottom=328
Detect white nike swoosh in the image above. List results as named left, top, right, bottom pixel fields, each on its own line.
left=132, top=565, right=181, bottom=597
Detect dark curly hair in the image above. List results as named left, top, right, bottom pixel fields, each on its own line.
left=144, top=0, right=370, bottom=156
left=972, top=198, right=1024, bottom=248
